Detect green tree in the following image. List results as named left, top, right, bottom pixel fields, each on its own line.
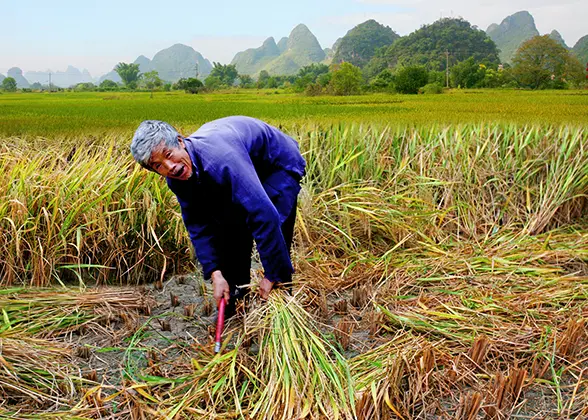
left=316, top=72, right=332, bottom=87
left=115, top=62, right=141, bottom=89
left=513, top=35, right=584, bottom=89
left=297, top=63, right=329, bottom=80
left=394, top=66, right=429, bottom=94
left=174, top=78, right=204, bottom=93
left=257, top=70, right=270, bottom=88
left=266, top=77, right=279, bottom=89
left=370, top=69, right=395, bottom=91
left=204, top=75, right=223, bottom=90
left=239, top=74, right=254, bottom=88
left=99, top=79, right=119, bottom=91
left=374, top=18, right=499, bottom=72
left=143, top=71, right=163, bottom=90
left=450, top=58, right=487, bottom=88
left=2, top=77, right=17, bottom=92
left=294, top=63, right=330, bottom=92
left=74, top=82, right=96, bottom=92
left=210, top=62, right=239, bottom=86
left=329, top=62, right=363, bottom=95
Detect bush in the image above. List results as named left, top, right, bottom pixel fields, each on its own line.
left=395, top=66, right=429, bottom=94
left=304, top=83, right=323, bottom=96
left=419, top=83, right=443, bottom=94
left=370, top=69, right=395, bottom=91
left=174, top=78, right=204, bottom=94
left=329, top=62, right=363, bottom=96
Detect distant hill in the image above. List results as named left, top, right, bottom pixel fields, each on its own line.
left=486, top=11, right=539, bottom=63
left=231, top=24, right=325, bottom=75
left=97, top=45, right=211, bottom=84
left=149, top=44, right=212, bottom=82
left=134, top=55, right=152, bottom=73
left=323, top=38, right=342, bottom=64
left=277, top=37, right=288, bottom=54
left=0, top=74, right=5, bottom=83
left=7, top=67, right=30, bottom=88
left=26, top=65, right=93, bottom=88
left=572, top=35, right=588, bottom=67
left=332, top=19, right=400, bottom=68
left=98, top=69, right=121, bottom=84
left=548, top=30, right=569, bottom=49
left=231, top=37, right=281, bottom=75
left=375, top=18, right=499, bottom=72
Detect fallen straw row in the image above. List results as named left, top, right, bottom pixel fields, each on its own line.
left=3, top=281, right=586, bottom=419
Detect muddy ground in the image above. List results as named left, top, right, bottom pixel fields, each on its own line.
left=67, top=270, right=578, bottom=419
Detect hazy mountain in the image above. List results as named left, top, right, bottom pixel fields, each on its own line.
left=97, top=45, right=211, bottom=84
left=231, top=37, right=281, bottom=75
left=54, top=65, right=83, bottom=87
left=548, top=30, right=569, bottom=49
left=486, top=11, right=539, bottom=63
left=25, top=66, right=93, bottom=87
left=277, top=37, right=288, bottom=54
left=0, top=74, right=5, bottom=83
left=231, top=24, right=325, bottom=75
left=572, top=35, right=588, bottom=67
left=134, top=55, right=152, bottom=73
left=81, top=69, right=92, bottom=83
left=26, top=70, right=51, bottom=85
left=98, top=69, right=121, bottom=84
left=98, top=55, right=149, bottom=84
left=324, top=38, right=342, bottom=64
left=149, top=43, right=212, bottom=81
left=7, top=67, right=30, bottom=88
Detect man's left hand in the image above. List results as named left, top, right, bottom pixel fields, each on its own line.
left=259, top=277, right=274, bottom=300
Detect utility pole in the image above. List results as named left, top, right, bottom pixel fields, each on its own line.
left=48, top=71, right=52, bottom=92
left=445, top=50, right=450, bottom=88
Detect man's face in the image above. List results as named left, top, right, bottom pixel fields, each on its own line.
left=148, top=136, right=193, bottom=181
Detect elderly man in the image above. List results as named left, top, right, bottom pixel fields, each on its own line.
left=131, top=116, right=305, bottom=316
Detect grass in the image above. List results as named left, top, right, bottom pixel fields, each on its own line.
left=0, top=90, right=587, bottom=417
left=0, top=89, right=587, bottom=137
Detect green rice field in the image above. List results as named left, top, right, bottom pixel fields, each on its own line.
left=0, top=89, right=587, bottom=418
left=0, top=89, right=587, bottom=137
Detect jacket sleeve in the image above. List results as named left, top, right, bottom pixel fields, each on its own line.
left=206, top=144, right=294, bottom=283
left=176, top=194, right=220, bottom=280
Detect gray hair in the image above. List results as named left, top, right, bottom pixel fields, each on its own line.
left=131, top=120, right=181, bottom=168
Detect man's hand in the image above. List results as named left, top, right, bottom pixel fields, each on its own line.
left=259, top=277, right=275, bottom=300
left=211, top=270, right=230, bottom=308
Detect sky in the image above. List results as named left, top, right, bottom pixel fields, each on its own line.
left=1, top=0, right=586, bottom=78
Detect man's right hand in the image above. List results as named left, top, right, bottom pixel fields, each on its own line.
left=211, top=270, right=230, bottom=308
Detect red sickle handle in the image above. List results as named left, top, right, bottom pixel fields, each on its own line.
left=214, top=297, right=226, bottom=353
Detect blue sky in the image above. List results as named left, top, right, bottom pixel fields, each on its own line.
left=1, top=0, right=586, bottom=77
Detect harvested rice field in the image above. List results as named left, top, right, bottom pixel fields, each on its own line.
left=0, top=90, right=587, bottom=418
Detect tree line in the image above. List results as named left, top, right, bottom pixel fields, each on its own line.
left=2, top=33, right=586, bottom=95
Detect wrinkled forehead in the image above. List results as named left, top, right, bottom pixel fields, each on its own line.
left=148, top=141, right=169, bottom=164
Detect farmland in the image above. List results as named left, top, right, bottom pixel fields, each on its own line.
left=0, top=89, right=587, bottom=137
left=0, top=89, right=587, bottom=418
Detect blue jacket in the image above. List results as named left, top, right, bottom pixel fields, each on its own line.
left=167, top=116, right=306, bottom=282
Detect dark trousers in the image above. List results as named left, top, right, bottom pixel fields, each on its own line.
left=218, top=200, right=297, bottom=301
